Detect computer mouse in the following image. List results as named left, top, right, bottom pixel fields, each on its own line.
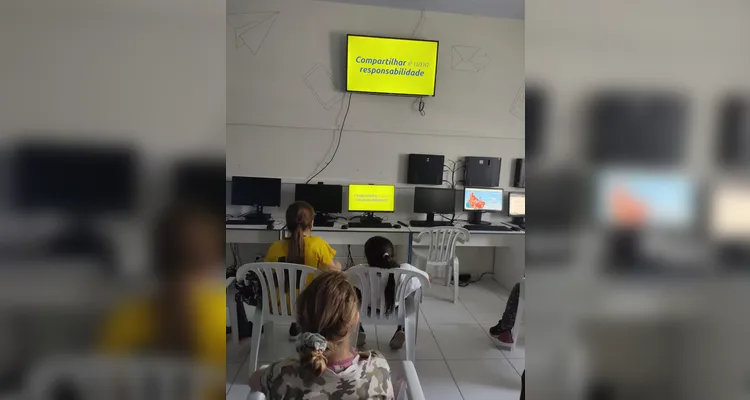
left=341, top=224, right=349, bottom=230
left=393, top=224, right=401, bottom=229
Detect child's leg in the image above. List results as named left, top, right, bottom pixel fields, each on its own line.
left=389, top=325, right=405, bottom=349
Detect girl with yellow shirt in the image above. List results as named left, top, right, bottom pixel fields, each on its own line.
left=99, top=202, right=225, bottom=400
left=264, top=201, right=341, bottom=340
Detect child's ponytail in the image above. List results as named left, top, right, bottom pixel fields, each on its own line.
left=382, top=252, right=399, bottom=316
left=286, top=201, right=314, bottom=265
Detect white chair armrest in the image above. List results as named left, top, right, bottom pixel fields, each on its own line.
left=400, top=361, right=425, bottom=400
left=246, top=392, right=266, bottom=400
left=413, top=230, right=429, bottom=244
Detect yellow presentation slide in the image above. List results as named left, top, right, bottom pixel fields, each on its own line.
left=347, top=35, right=438, bottom=96
left=348, top=184, right=395, bottom=212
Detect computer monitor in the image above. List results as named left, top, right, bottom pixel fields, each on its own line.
left=413, top=187, right=455, bottom=225
left=463, top=187, right=503, bottom=225
left=173, top=157, right=225, bottom=215
left=594, top=170, right=696, bottom=229
left=295, top=184, right=343, bottom=214
left=11, top=141, right=136, bottom=214
left=509, top=193, right=525, bottom=217
left=710, top=180, right=750, bottom=240
left=348, top=184, right=395, bottom=213
left=231, top=177, right=281, bottom=207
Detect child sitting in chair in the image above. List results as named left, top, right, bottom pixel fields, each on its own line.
left=351, top=236, right=429, bottom=350
left=250, top=271, right=394, bottom=399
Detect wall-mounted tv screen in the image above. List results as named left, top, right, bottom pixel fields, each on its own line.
left=346, top=35, right=439, bottom=97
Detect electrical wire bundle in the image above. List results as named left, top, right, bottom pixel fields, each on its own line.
left=439, top=159, right=467, bottom=224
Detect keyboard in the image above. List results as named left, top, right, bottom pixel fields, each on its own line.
left=464, top=224, right=513, bottom=231
left=348, top=222, right=395, bottom=229
left=313, top=221, right=335, bottom=227
left=409, top=221, right=454, bottom=227
left=226, top=218, right=273, bottom=226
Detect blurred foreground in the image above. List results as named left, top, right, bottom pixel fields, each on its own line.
left=0, top=0, right=225, bottom=398
left=526, top=0, right=750, bottom=399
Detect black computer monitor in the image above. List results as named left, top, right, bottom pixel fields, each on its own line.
left=231, top=177, right=281, bottom=207
left=294, top=184, right=343, bottom=214
left=463, top=187, right=503, bottom=225
left=172, top=157, right=225, bottom=215
left=414, top=187, right=455, bottom=224
left=11, top=141, right=137, bottom=214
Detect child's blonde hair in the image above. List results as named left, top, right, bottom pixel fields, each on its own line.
left=295, top=272, right=359, bottom=380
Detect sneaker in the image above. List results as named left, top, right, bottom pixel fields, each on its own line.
left=289, top=323, right=300, bottom=341
left=488, top=320, right=505, bottom=336
left=389, top=329, right=405, bottom=350
left=492, top=329, right=514, bottom=345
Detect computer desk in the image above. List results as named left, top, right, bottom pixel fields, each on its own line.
left=225, top=219, right=525, bottom=290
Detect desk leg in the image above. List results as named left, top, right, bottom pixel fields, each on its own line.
left=407, top=233, right=413, bottom=264
left=228, top=285, right=240, bottom=349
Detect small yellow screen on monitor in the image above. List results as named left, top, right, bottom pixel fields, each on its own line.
left=348, top=184, right=395, bottom=212
left=347, top=35, right=439, bottom=96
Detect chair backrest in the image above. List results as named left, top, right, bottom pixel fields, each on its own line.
left=26, top=356, right=219, bottom=400
left=236, top=262, right=320, bottom=318
left=414, top=227, right=470, bottom=263
left=345, top=265, right=430, bottom=323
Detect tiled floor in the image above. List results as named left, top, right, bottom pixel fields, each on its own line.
left=226, top=279, right=524, bottom=400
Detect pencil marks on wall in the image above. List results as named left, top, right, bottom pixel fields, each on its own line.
left=451, top=45, right=491, bottom=72
left=227, top=12, right=279, bottom=55
left=511, top=85, right=525, bottom=120
left=303, top=63, right=344, bottom=110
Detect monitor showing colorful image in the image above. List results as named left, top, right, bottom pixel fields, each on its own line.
left=463, top=188, right=503, bottom=211
left=595, top=170, right=696, bottom=228
left=348, top=184, right=395, bottom=212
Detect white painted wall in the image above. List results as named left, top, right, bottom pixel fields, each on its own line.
left=226, top=0, right=525, bottom=184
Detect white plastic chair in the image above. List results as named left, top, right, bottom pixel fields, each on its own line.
left=411, top=227, right=469, bottom=303
left=345, top=265, right=430, bottom=361
left=397, top=360, right=427, bottom=400
left=246, top=360, right=425, bottom=400
left=26, top=356, right=219, bottom=400
left=235, top=262, right=321, bottom=373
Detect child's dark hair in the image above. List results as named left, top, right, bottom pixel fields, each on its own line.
left=364, top=236, right=400, bottom=316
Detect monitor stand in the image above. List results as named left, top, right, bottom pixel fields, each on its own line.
left=240, top=205, right=272, bottom=225
left=467, top=211, right=490, bottom=226
left=313, top=212, right=336, bottom=227
left=48, top=217, right=115, bottom=272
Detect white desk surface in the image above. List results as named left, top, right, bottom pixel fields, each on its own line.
left=226, top=221, right=525, bottom=235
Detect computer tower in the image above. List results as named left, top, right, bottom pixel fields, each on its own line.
left=407, top=154, right=445, bottom=185
left=512, top=158, right=525, bottom=188
left=718, top=95, right=750, bottom=168
left=464, top=156, right=501, bottom=187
